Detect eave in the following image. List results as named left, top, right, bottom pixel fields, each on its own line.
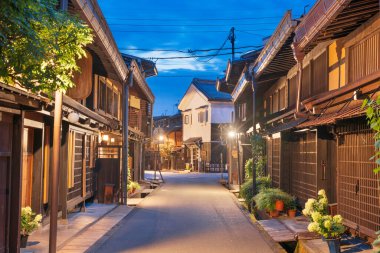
left=231, top=67, right=251, bottom=102
left=294, top=0, right=379, bottom=53
left=131, top=60, right=155, bottom=104
left=70, top=0, right=129, bottom=83
left=254, top=11, right=297, bottom=79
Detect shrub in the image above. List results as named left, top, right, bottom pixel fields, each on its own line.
left=303, top=189, right=345, bottom=239
left=253, top=188, right=292, bottom=212
left=21, top=206, right=42, bottom=235
left=240, top=176, right=271, bottom=206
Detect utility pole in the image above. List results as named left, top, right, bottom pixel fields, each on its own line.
left=229, top=27, right=236, bottom=60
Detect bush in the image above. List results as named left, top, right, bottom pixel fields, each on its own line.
left=253, top=188, right=293, bottom=212
left=240, top=176, right=271, bottom=206
left=21, top=206, right=42, bottom=235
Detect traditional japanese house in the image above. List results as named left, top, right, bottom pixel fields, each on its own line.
left=121, top=54, right=156, bottom=182
left=256, top=1, right=380, bottom=239
left=251, top=10, right=299, bottom=191
left=0, top=0, right=132, bottom=251
left=217, top=51, right=260, bottom=186
left=178, top=78, right=233, bottom=172
left=152, top=113, right=185, bottom=170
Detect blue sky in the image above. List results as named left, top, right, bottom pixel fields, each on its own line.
left=98, top=0, right=314, bottom=116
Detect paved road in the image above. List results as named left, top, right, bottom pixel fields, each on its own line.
left=91, top=172, right=275, bottom=253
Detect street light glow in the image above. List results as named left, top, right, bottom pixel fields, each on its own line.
left=228, top=130, right=237, bottom=138
left=159, top=135, right=164, bottom=141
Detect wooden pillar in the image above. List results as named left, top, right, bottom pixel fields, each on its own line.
left=59, top=123, right=69, bottom=221
left=9, top=112, right=24, bottom=253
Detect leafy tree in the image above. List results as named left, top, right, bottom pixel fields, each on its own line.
left=0, top=0, right=93, bottom=93
left=362, top=97, right=380, bottom=174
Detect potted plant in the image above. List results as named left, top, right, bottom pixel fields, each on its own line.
left=286, top=197, right=298, bottom=218
left=20, top=206, right=42, bottom=248
left=253, top=188, right=279, bottom=217
left=128, top=181, right=141, bottom=194
left=303, top=189, right=345, bottom=253
left=275, top=199, right=284, bottom=211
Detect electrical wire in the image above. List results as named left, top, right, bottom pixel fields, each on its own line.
left=146, top=51, right=245, bottom=60
left=104, top=16, right=286, bottom=21
left=118, top=45, right=261, bottom=53
left=111, top=29, right=273, bottom=33
left=107, top=22, right=278, bottom=27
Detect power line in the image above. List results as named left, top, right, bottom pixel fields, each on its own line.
left=108, top=22, right=278, bottom=27
left=118, top=45, right=261, bottom=53
left=104, top=16, right=287, bottom=21
left=146, top=51, right=245, bottom=60
left=111, top=29, right=272, bottom=34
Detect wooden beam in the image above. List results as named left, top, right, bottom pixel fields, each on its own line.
left=0, top=91, right=41, bottom=109
left=9, top=112, right=24, bottom=253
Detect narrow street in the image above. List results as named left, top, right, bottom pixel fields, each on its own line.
left=90, top=172, right=275, bottom=253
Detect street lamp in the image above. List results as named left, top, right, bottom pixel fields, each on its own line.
left=154, top=134, right=165, bottom=183
left=228, top=129, right=241, bottom=192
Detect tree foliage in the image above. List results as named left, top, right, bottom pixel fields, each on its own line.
left=0, top=0, right=93, bottom=93
left=362, top=97, right=380, bottom=174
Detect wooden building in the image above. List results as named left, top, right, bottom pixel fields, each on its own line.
left=252, top=1, right=380, bottom=239
left=178, top=78, right=233, bottom=172
left=217, top=51, right=261, bottom=186
left=152, top=113, right=186, bottom=170
left=0, top=0, right=156, bottom=251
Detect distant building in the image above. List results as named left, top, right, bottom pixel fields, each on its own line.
left=151, top=113, right=185, bottom=170
left=178, top=78, right=234, bottom=172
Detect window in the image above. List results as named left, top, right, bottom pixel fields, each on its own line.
left=184, top=115, right=189, bottom=124
left=301, top=64, right=311, bottom=100
left=198, top=110, right=208, bottom=123
left=273, top=92, right=279, bottom=113
left=239, top=103, right=247, bottom=121
left=97, top=76, right=121, bottom=119
left=312, top=51, right=328, bottom=95
left=279, top=86, right=286, bottom=110
left=67, top=130, right=75, bottom=189
left=288, top=75, right=297, bottom=107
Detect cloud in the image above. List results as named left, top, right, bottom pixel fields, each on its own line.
left=132, top=50, right=224, bottom=73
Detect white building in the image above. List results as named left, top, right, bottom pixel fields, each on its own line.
left=178, top=78, right=234, bottom=171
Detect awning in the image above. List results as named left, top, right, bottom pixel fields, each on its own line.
left=297, top=104, right=366, bottom=129
left=265, top=118, right=307, bottom=134
left=183, top=137, right=202, bottom=145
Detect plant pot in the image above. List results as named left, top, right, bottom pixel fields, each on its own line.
left=269, top=209, right=279, bottom=217
left=324, top=238, right=341, bottom=253
left=275, top=200, right=284, bottom=211
left=288, top=209, right=297, bottom=218
left=20, top=234, right=29, bottom=248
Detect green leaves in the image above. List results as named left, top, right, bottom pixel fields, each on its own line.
left=0, top=0, right=93, bottom=93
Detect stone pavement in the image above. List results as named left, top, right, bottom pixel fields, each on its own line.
left=21, top=203, right=118, bottom=253
left=90, top=172, right=276, bottom=253
left=58, top=206, right=133, bottom=253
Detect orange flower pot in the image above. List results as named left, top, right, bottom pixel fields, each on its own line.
left=288, top=209, right=297, bottom=218
left=269, top=209, right=279, bottom=217
left=275, top=200, right=284, bottom=211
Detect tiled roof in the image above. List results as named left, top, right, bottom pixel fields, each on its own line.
left=192, top=78, right=232, bottom=101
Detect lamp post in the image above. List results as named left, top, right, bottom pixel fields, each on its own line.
left=228, top=130, right=241, bottom=192
left=155, top=134, right=165, bottom=183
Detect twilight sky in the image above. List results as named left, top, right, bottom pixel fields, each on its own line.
left=98, top=0, right=315, bottom=116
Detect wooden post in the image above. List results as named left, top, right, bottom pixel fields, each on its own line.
left=251, top=79, right=257, bottom=195
left=49, top=90, right=63, bottom=253
left=9, top=112, right=24, bottom=253
left=122, top=71, right=133, bottom=205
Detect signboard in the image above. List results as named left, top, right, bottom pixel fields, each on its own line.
left=232, top=150, right=238, bottom=158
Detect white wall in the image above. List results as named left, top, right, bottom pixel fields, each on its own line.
left=210, top=102, right=234, bottom=123
left=179, top=85, right=211, bottom=142
left=179, top=85, right=234, bottom=143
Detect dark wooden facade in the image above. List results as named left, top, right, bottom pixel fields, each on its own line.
left=251, top=1, right=380, bottom=238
